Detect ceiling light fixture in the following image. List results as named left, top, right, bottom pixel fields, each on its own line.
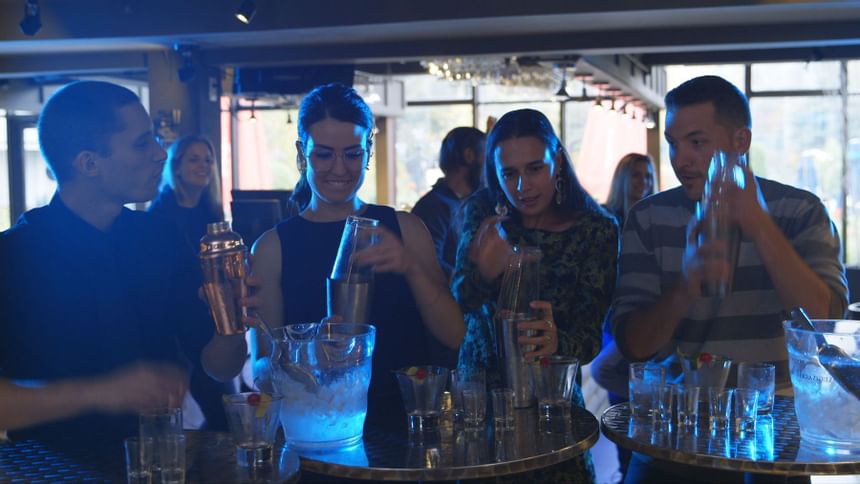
left=551, top=68, right=570, bottom=102
left=235, top=0, right=257, bottom=24
left=19, top=0, right=41, bottom=36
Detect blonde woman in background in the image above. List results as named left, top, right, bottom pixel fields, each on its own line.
left=603, top=153, right=655, bottom=227
left=149, top=135, right=224, bottom=253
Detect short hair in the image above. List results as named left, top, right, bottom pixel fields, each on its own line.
left=438, top=127, right=485, bottom=175
left=291, top=83, right=374, bottom=210
left=37, top=81, right=140, bottom=182
left=665, top=75, right=751, bottom=130
left=485, top=108, right=598, bottom=217
left=161, top=135, right=223, bottom=218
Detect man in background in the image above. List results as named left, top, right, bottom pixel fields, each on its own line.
left=412, top=127, right=486, bottom=278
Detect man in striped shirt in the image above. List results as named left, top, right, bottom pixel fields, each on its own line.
left=610, top=75, right=848, bottom=482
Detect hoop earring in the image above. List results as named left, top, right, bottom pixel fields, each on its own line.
left=555, top=175, right=565, bottom=205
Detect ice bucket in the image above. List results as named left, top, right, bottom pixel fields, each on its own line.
left=271, top=323, right=376, bottom=450
left=783, top=319, right=860, bottom=452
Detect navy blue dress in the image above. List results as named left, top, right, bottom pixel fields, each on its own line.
left=276, top=205, right=431, bottom=424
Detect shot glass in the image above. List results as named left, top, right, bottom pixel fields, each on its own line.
left=491, top=388, right=515, bottom=431
left=156, top=434, right=185, bottom=484
left=651, top=383, right=674, bottom=427
left=738, top=362, right=775, bottom=414
left=124, top=436, right=153, bottom=484
left=461, top=389, right=485, bottom=431
left=628, top=362, right=666, bottom=420
left=733, top=388, right=759, bottom=434
left=450, top=368, right=486, bottom=425
left=675, top=385, right=701, bottom=430
left=531, top=356, right=580, bottom=419
left=139, top=407, right=182, bottom=479
left=708, top=387, right=734, bottom=432
left=223, top=392, right=283, bottom=467
left=394, top=366, right=448, bottom=433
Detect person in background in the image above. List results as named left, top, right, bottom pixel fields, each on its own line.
left=148, top=134, right=234, bottom=432
left=149, top=135, right=223, bottom=252
left=452, top=108, right=618, bottom=482
left=592, top=152, right=656, bottom=481
left=609, top=75, right=847, bottom=482
left=603, top=152, right=656, bottom=228
left=250, top=83, right=465, bottom=425
left=412, top=127, right=485, bottom=368
left=412, top=127, right=486, bottom=279
left=0, top=81, right=253, bottom=450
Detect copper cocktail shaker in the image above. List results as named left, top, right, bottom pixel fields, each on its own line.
left=199, top=221, right=248, bottom=335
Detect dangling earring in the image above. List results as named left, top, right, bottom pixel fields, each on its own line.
left=495, top=200, right=509, bottom=217
left=555, top=175, right=564, bottom=205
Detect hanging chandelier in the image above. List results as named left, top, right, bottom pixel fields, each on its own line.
left=420, top=56, right=558, bottom=89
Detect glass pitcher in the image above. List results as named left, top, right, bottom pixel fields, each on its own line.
left=327, top=216, right=380, bottom=323
left=271, top=323, right=376, bottom=450
left=494, top=245, right=542, bottom=408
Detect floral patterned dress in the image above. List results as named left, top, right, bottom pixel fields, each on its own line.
left=451, top=190, right=619, bottom=483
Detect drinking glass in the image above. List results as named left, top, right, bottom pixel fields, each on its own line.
left=651, top=383, right=674, bottom=426
left=675, top=385, right=701, bottom=429
left=156, top=434, right=185, bottom=484
left=139, top=407, right=182, bottom=481
left=708, top=387, right=734, bottom=432
left=738, top=362, right=775, bottom=414
left=124, top=437, right=153, bottom=484
left=494, top=245, right=541, bottom=408
left=327, top=215, right=380, bottom=323
left=628, top=362, right=665, bottom=420
left=733, top=388, right=759, bottom=434
left=531, top=356, right=580, bottom=419
left=222, top=392, right=283, bottom=467
left=698, top=150, right=745, bottom=298
left=394, top=366, right=448, bottom=433
left=450, top=368, right=486, bottom=423
left=461, top=389, right=485, bottom=431
left=491, top=388, right=515, bottom=430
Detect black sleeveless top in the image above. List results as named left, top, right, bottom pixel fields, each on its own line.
left=276, top=204, right=431, bottom=424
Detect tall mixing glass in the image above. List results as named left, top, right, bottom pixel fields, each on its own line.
left=494, top=245, right=542, bottom=408
left=327, top=215, right=380, bottom=323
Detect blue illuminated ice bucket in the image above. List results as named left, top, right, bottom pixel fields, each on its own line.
left=271, top=323, right=376, bottom=450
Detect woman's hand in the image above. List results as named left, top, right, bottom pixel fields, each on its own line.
left=468, top=215, right=513, bottom=283
left=517, top=300, right=558, bottom=359
left=240, top=273, right=265, bottom=328
left=351, top=226, right=416, bottom=275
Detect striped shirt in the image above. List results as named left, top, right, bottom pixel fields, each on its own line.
left=609, top=178, right=848, bottom=388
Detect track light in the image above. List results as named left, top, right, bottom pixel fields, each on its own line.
left=235, top=0, right=257, bottom=24
left=644, top=111, right=657, bottom=130
left=249, top=99, right=257, bottom=122
left=19, top=0, right=41, bottom=36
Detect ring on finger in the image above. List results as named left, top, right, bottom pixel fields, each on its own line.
left=546, top=320, right=554, bottom=329
left=544, top=334, right=552, bottom=342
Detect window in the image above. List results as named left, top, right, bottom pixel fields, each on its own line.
left=0, top=114, right=8, bottom=230
left=394, top=104, right=472, bottom=208
left=751, top=62, right=840, bottom=92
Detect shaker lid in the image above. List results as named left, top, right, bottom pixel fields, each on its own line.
left=199, top=221, right=244, bottom=255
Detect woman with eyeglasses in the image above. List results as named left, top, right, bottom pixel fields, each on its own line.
left=250, top=83, right=465, bottom=423
left=453, top=109, right=618, bottom=482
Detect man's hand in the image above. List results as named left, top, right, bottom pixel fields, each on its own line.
left=468, top=215, right=513, bottom=283
left=88, top=362, right=188, bottom=414
left=727, top=163, right=769, bottom=239
left=682, top=217, right=731, bottom=298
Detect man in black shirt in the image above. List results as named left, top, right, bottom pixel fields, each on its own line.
left=412, top=127, right=485, bottom=279
left=0, top=81, right=251, bottom=449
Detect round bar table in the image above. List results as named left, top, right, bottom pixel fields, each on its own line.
left=601, top=396, right=860, bottom=476
left=0, top=431, right=300, bottom=482
left=297, top=405, right=599, bottom=481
